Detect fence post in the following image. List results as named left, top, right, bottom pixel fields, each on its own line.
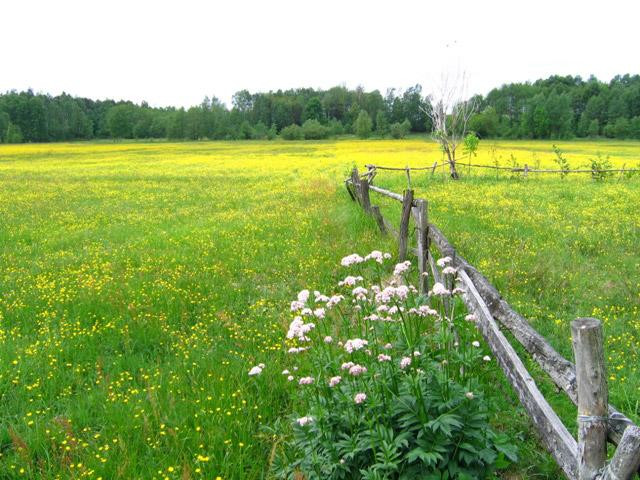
left=398, top=189, right=414, bottom=261
left=415, top=199, right=429, bottom=294
left=350, top=168, right=361, bottom=204
left=524, top=164, right=529, bottom=178
left=572, top=317, right=608, bottom=480
left=405, top=166, right=412, bottom=190
left=371, top=206, right=387, bottom=236
left=360, top=178, right=371, bottom=213
left=601, top=426, right=640, bottom=480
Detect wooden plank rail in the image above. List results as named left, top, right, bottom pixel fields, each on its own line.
left=345, top=169, right=640, bottom=477
left=458, top=270, right=578, bottom=480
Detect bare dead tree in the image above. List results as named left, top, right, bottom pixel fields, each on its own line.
left=423, top=73, right=477, bottom=179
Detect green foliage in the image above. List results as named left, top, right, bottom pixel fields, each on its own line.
left=375, top=111, right=389, bottom=136
left=328, top=118, right=345, bottom=136
left=271, top=257, right=516, bottom=479
left=355, top=110, right=373, bottom=138
left=463, top=133, right=480, bottom=159
left=5, top=122, right=23, bottom=143
left=280, top=123, right=304, bottom=140
left=389, top=119, right=411, bottom=139
left=106, top=104, right=136, bottom=138
left=302, top=119, right=330, bottom=140
left=588, top=152, right=613, bottom=181
left=551, top=144, right=570, bottom=178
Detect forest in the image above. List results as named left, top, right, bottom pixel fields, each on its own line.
left=1, top=74, right=640, bottom=143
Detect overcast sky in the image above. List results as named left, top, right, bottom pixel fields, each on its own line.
left=2, top=0, right=638, bottom=108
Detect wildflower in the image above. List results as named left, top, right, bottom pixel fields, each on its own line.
left=341, top=253, right=364, bottom=267
left=431, top=282, right=450, bottom=296
left=393, top=260, right=411, bottom=276
left=384, top=343, right=393, bottom=349
left=344, top=338, right=368, bottom=353
left=472, top=341, right=480, bottom=348
left=442, top=266, right=457, bottom=276
left=338, top=275, right=362, bottom=287
left=465, top=392, right=474, bottom=400
left=298, top=377, right=314, bottom=385
left=400, top=357, right=412, bottom=369
left=348, top=364, right=367, bottom=376
left=248, top=366, right=263, bottom=376
left=413, top=351, right=421, bottom=357
left=297, top=289, right=310, bottom=304
left=300, top=307, right=313, bottom=316
left=483, top=355, right=491, bottom=362
left=288, top=347, right=309, bottom=354
left=395, top=285, right=409, bottom=300
left=290, top=300, right=305, bottom=312
left=313, top=308, right=326, bottom=319
left=452, top=287, right=466, bottom=295
left=436, top=256, right=452, bottom=268
left=354, top=392, right=367, bottom=404
left=296, top=416, right=313, bottom=426
left=364, top=250, right=384, bottom=263
left=340, top=362, right=355, bottom=371
left=314, top=291, right=330, bottom=303
left=287, top=375, right=294, bottom=381
left=328, top=376, right=341, bottom=387
left=351, top=286, right=368, bottom=300
left=326, top=295, right=344, bottom=309
left=377, top=353, right=391, bottom=362
left=465, top=314, right=477, bottom=322
left=323, top=336, right=333, bottom=344
left=282, top=369, right=290, bottom=375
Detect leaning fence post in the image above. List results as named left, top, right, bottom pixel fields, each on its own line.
left=350, top=168, right=361, bottom=205
left=398, top=189, right=414, bottom=261
left=415, top=199, right=429, bottom=294
left=360, top=178, right=371, bottom=213
left=572, top=317, right=608, bottom=480
left=405, top=166, right=412, bottom=190
left=371, top=206, right=387, bottom=236
left=601, top=426, right=640, bottom=480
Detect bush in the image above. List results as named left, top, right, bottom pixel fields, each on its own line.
left=355, top=110, right=373, bottom=138
left=328, top=118, right=344, bottom=136
left=5, top=123, right=23, bottom=143
left=261, top=252, right=517, bottom=478
left=302, top=119, right=330, bottom=140
left=390, top=119, right=411, bottom=139
left=280, top=124, right=304, bottom=140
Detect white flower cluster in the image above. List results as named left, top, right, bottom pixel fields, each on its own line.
left=375, top=285, right=409, bottom=303
left=393, top=260, right=411, bottom=276
left=344, top=338, right=368, bottom=353
left=364, top=250, right=392, bottom=264
left=338, top=275, right=363, bottom=287
left=286, top=316, right=316, bottom=342
left=340, top=253, right=364, bottom=267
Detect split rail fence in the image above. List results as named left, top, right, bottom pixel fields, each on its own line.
left=345, top=167, right=640, bottom=480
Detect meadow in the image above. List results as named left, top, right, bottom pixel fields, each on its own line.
left=0, top=138, right=639, bottom=478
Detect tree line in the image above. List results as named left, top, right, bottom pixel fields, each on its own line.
left=1, top=74, right=639, bottom=143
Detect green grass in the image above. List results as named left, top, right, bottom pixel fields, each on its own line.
left=0, top=139, right=639, bottom=479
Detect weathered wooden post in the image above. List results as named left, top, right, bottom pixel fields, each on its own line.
left=430, top=161, right=438, bottom=177
left=398, top=189, right=414, bottom=261
left=405, top=166, right=412, bottom=190
left=572, top=317, right=608, bottom=480
left=415, top=199, right=429, bottom=294
left=350, top=168, right=361, bottom=205
left=602, top=426, right=640, bottom=480
left=360, top=178, right=371, bottom=213
left=524, top=164, right=529, bottom=178
left=371, top=206, right=387, bottom=236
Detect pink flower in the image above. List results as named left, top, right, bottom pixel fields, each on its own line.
left=354, top=392, right=367, bottom=404
left=326, top=295, right=344, bottom=309
left=296, top=416, right=313, bottom=426
left=328, top=376, right=342, bottom=387
left=341, top=254, right=364, bottom=267
left=377, top=354, right=391, bottom=362
left=313, top=308, right=326, bottom=319
left=297, top=289, right=310, bottom=304
left=431, top=282, right=450, bottom=297
left=393, top=260, right=411, bottom=276
left=298, top=376, right=314, bottom=385
left=348, top=364, right=367, bottom=376
left=400, top=357, right=412, bottom=369
left=436, top=256, right=452, bottom=268
left=248, top=366, right=263, bottom=376
left=324, top=336, right=333, bottom=344
left=341, top=362, right=355, bottom=371
left=344, top=338, right=368, bottom=353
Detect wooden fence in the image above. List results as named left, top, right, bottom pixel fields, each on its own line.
left=345, top=167, right=640, bottom=480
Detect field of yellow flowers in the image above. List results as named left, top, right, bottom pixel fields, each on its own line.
left=0, top=138, right=638, bottom=478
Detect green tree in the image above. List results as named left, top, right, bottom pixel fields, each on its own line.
left=354, top=110, right=372, bottom=138
left=5, top=122, right=23, bottom=143
left=588, top=119, right=600, bottom=137
left=280, top=124, right=304, bottom=140
left=375, top=111, right=388, bottom=136
left=301, top=119, right=329, bottom=139
left=303, top=97, right=324, bottom=122
left=106, top=104, right=135, bottom=138
left=0, top=111, right=9, bottom=142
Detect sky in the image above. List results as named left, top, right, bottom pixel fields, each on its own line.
left=2, top=0, right=639, bottom=108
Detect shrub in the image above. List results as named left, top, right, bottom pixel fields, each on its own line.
left=355, top=110, right=373, bottom=138
left=328, top=118, right=345, bottom=136
left=588, top=152, right=613, bottom=181
left=261, top=252, right=517, bottom=478
left=302, top=119, right=330, bottom=140
left=280, top=124, right=304, bottom=140
left=390, top=119, right=411, bottom=139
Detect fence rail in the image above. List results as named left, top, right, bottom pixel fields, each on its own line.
left=345, top=167, right=640, bottom=479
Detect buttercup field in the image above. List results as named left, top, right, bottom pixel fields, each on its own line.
left=1, top=139, right=639, bottom=478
